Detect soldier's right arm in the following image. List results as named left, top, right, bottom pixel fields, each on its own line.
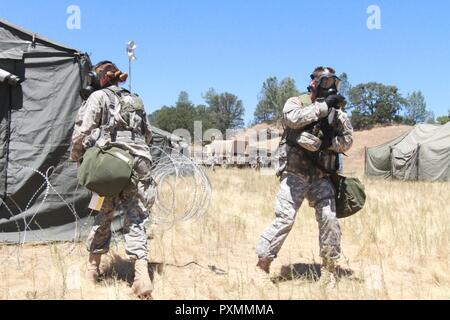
left=329, top=111, right=354, bottom=153
left=70, top=92, right=106, bottom=162
left=283, top=97, right=329, bottom=130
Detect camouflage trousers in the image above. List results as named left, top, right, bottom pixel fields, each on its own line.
left=256, top=173, right=342, bottom=261
left=86, top=158, right=156, bottom=260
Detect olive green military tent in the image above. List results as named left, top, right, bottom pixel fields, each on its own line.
left=0, top=19, right=179, bottom=243
left=365, top=123, right=450, bottom=181
left=149, top=125, right=187, bottom=160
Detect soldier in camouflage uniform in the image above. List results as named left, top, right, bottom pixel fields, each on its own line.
left=209, top=152, right=217, bottom=172
left=255, top=67, right=353, bottom=288
left=71, top=61, right=155, bottom=299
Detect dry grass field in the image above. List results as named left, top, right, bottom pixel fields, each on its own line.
left=0, top=125, right=448, bottom=300
left=0, top=169, right=448, bottom=300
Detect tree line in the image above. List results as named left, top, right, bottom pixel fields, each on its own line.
left=149, top=89, right=245, bottom=137
left=253, top=74, right=446, bottom=130
left=149, top=75, right=449, bottom=136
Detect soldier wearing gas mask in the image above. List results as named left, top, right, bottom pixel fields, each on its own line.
left=71, top=61, right=155, bottom=299
left=255, top=67, right=353, bottom=288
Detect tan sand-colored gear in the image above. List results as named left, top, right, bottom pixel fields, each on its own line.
left=318, top=258, right=338, bottom=289
left=86, top=253, right=102, bottom=284
left=132, top=259, right=154, bottom=299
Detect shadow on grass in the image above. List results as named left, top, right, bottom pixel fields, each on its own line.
left=101, top=254, right=164, bottom=285
left=272, top=263, right=359, bottom=283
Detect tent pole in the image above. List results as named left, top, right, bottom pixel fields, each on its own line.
left=417, top=144, right=420, bottom=181
left=364, top=146, right=367, bottom=176
left=3, top=81, right=12, bottom=202
left=389, top=146, right=393, bottom=180
left=128, top=58, right=131, bottom=92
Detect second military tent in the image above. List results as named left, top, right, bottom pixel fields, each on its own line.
left=365, top=123, right=450, bottom=181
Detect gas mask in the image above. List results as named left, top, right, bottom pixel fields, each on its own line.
left=80, top=60, right=116, bottom=100
left=307, top=72, right=342, bottom=99
left=80, top=71, right=101, bottom=100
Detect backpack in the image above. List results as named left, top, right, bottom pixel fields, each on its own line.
left=104, top=86, right=146, bottom=133
left=77, top=86, right=145, bottom=197
left=330, top=174, right=366, bottom=219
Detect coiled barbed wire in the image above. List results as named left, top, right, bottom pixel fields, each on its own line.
left=0, top=147, right=211, bottom=265
left=0, top=162, right=94, bottom=263
left=149, top=146, right=211, bottom=228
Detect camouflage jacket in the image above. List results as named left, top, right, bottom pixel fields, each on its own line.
left=279, top=94, right=353, bottom=181
left=70, top=86, right=153, bottom=163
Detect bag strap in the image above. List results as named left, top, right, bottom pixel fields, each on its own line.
left=102, top=88, right=120, bottom=141
left=104, top=87, right=141, bottom=135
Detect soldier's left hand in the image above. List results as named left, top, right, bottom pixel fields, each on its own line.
left=320, top=136, right=333, bottom=151
left=325, top=94, right=346, bottom=110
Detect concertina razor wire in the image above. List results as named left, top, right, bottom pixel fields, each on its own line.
left=0, top=146, right=212, bottom=264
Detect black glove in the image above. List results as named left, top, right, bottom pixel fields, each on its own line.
left=320, top=136, right=333, bottom=151
left=325, top=94, right=346, bottom=110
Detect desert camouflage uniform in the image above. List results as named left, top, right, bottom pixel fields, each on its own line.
left=256, top=94, right=353, bottom=261
left=70, top=86, right=155, bottom=260
left=208, top=154, right=217, bottom=172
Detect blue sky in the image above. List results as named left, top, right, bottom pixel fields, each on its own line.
left=1, top=0, right=449, bottom=124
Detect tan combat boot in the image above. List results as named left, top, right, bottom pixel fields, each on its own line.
left=319, top=258, right=338, bottom=289
left=257, top=258, right=272, bottom=273
left=86, top=253, right=102, bottom=284
left=252, top=258, right=275, bottom=288
left=132, top=259, right=154, bottom=300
